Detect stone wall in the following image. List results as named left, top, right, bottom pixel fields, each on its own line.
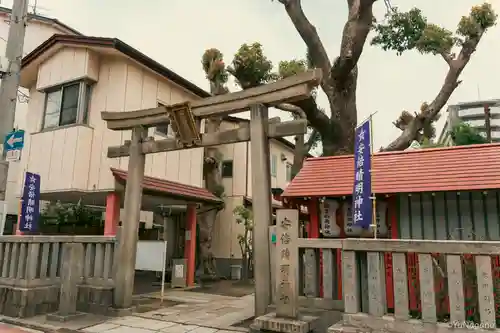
left=0, top=235, right=116, bottom=318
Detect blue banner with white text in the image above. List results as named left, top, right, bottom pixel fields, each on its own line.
left=19, top=172, right=41, bottom=232
left=352, top=120, right=372, bottom=229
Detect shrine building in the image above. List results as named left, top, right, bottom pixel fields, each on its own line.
left=280, top=142, right=500, bottom=312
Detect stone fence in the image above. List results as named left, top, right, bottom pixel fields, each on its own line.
left=0, top=235, right=116, bottom=317
left=263, top=210, right=500, bottom=333
left=335, top=238, right=500, bottom=333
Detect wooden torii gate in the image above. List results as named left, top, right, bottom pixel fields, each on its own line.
left=101, top=68, right=322, bottom=316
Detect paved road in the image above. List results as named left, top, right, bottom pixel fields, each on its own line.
left=83, top=319, right=239, bottom=333
left=0, top=324, right=42, bottom=332
left=82, top=292, right=254, bottom=333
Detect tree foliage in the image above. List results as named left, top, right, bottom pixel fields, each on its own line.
left=201, top=43, right=320, bottom=178
left=202, top=48, right=228, bottom=87
left=203, top=1, right=496, bottom=168
left=373, top=4, right=497, bottom=55
left=372, top=8, right=453, bottom=56
left=41, top=200, right=101, bottom=226
left=227, top=43, right=276, bottom=89
left=374, top=3, right=497, bottom=151
left=277, top=59, right=307, bottom=79
left=450, top=122, right=488, bottom=146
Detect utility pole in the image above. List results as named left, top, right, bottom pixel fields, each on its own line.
left=0, top=0, right=29, bottom=202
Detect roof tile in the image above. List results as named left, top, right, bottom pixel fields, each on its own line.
left=110, top=168, right=221, bottom=204
left=283, top=143, right=500, bottom=197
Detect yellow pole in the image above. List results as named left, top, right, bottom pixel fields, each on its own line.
left=369, top=114, right=377, bottom=239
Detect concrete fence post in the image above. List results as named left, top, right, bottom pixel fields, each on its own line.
left=47, top=242, right=84, bottom=322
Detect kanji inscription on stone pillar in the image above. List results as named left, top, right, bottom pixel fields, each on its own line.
left=275, top=209, right=299, bottom=319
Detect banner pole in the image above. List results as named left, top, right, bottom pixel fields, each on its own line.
left=369, top=114, right=377, bottom=239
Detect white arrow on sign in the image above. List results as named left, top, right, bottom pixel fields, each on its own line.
left=6, top=135, right=22, bottom=147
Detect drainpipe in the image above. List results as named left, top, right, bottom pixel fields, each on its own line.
left=245, top=141, right=249, bottom=197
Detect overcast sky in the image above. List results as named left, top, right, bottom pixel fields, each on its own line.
left=10, top=0, right=500, bottom=149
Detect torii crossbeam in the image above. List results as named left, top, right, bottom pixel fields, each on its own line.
left=101, top=68, right=322, bottom=316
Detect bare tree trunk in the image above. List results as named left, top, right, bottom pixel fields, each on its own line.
left=291, top=135, right=306, bottom=177
left=241, top=227, right=249, bottom=281
left=198, top=208, right=218, bottom=277
left=278, top=0, right=373, bottom=157
left=198, top=80, right=226, bottom=278
left=291, top=125, right=319, bottom=176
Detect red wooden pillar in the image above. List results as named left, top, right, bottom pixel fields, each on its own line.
left=185, top=204, right=197, bottom=286
left=308, top=198, right=322, bottom=296
left=104, top=192, right=120, bottom=236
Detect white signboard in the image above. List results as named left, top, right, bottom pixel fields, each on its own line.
left=6, top=149, right=21, bottom=162
left=0, top=201, right=6, bottom=235
left=375, top=201, right=388, bottom=236
left=135, top=240, right=167, bottom=272
left=343, top=202, right=362, bottom=236
left=174, top=264, right=184, bottom=278
left=343, top=201, right=388, bottom=237
left=320, top=199, right=340, bottom=237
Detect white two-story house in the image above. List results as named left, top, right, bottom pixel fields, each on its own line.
left=0, top=7, right=81, bottom=218
left=18, top=33, right=305, bottom=277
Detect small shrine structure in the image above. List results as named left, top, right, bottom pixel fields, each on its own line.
left=280, top=142, right=500, bottom=313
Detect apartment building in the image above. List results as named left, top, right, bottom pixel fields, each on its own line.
left=438, top=99, right=500, bottom=146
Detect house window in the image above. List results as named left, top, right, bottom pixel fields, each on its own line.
left=42, top=81, right=92, bottom=130
left=286, top=163, right=292, bottom=181
left=155, top=102, right=171, bottom=137
left=270, top=154, right=277, bottom=177
left=221, top=160, right=233, bottom=178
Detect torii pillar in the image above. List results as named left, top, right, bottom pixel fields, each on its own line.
left=250, top=104, right=273, bottom=315
left=101, top=68, right=322, bottom=314
left=113, top=126, right=147, bottom=309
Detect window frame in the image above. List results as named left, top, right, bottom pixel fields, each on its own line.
left=286, top=162, right=293, bottom=182
left=154, top=102, right=173, bottom=137
left=221, top=160, right=234, bottom=178
left=41, top=80, right=92, bottom=130
left=270, top=154, right=278, bottom=177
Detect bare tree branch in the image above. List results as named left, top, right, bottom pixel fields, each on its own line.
left=274, top=103, right=306, bottom=118
left=304, top=128, right=319, bottom=152
left=440, top=51, right=454, bottom=66
left=276, top=102, right=319, bottom=152
left=291, top=97, right=330, bottom=134
left=277, top=0, right=333, bottom=95
left=383, top=31, right=485, bottom=151
left=331, top=0, right=376, bottom=85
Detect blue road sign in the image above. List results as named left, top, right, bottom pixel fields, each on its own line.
left=3, top=130, right=25, bottom=151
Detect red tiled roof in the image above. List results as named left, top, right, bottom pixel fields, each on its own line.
left=282, top=143, right=500, bottom=198
left=110, top=168, right=222, bottom=204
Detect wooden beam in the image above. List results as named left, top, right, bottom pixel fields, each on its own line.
left=107, top=119, right=307, bottom=158
left=101, top=69, right=322, bottom=130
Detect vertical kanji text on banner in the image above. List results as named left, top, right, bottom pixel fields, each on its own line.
left=19, top=172, right=41, bottom=232
left=352, top=119, right=372, bottom=229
